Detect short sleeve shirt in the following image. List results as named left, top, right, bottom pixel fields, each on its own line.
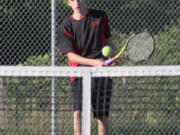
left=58, top=9, right=111, bottom=63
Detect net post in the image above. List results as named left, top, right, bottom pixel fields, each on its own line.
left=82, top=68, right=91, bottom=135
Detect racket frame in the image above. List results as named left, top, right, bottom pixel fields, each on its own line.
left=104, top=32, right=154, bottom=64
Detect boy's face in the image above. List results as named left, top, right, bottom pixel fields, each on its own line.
left=68, top=0, right=88, bottom=13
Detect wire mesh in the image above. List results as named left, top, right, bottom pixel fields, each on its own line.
left=0, top=0, right=180, bottom=134
left=107, top=76, right=180, bottom=135
left=91, top=76, right=180, bottom=135
left=0, top=66, right=179, bottom=134
left=0, top=0, right=180, bottom=65
left=1, top=1, right=51, bottom=65
left=0, top=76, right=73, bottom=134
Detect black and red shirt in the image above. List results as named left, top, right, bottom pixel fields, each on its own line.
left=58, top=9, right=111, bottom=82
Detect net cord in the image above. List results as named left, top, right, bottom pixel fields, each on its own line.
left=0, top=66, right=179, bottom=77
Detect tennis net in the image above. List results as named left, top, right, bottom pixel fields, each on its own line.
left=0, top=66, right=180, bottom=135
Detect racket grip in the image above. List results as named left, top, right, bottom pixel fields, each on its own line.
left=104, top=58, right=115, bottom=64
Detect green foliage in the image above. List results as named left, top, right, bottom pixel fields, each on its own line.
left=0, top=128, right=45, bottom=135
left=89, top=0, right=180, bottom=38
left=2, top=0, right=180, bottom=133
left=1, top=1, right=51, bottom=65
left=112, top=19, right=180, bottom=65
left=57, top=0, right=67, bottom=5
left=4, top=20, right=180, bottom=134
left=109, top=119, right=180, bottom=135
left=17, top=52, right=68, bottom=66
left=5, top=53, right=71, bottom=131
left=1, top=0, right=180, bottom=65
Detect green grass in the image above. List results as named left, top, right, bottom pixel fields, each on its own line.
left=0, top=128, right=45, bottom=135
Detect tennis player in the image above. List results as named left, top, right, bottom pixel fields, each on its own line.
left=59, top=0, right=115, bottom=134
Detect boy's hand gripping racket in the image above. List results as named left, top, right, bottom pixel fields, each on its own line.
left=105, top=32, right=154, bottom=64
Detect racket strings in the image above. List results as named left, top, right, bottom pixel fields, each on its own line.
left=126, top=33, right=154, bottom=62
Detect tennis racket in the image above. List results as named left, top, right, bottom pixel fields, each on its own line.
left=105, top=32, right=154, bottom=64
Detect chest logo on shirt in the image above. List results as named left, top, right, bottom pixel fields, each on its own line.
left=90, top=21, right=99, bottom=27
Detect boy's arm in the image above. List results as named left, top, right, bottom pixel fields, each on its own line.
left=67, top=52, right=107, bottom=67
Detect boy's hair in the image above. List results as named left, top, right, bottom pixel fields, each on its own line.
left=64, top=0, right=68, bottom=5
left=66, top=0, right=69, bottom=4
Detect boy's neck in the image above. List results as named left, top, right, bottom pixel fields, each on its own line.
left=72, top=8, right=88, bottom=20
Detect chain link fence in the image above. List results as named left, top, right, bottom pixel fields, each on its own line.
left=1, top=0, right=180, bottom=66
left=0, top=0, right=180, bottom=134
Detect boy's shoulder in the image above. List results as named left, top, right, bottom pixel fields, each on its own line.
left=61, top=17, right=71, bottom=28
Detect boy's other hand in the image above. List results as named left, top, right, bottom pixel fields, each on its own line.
left=92, top=59, right=107, bottom=67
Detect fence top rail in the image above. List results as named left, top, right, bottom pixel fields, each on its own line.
left=0, top=65, right=180, bottom=77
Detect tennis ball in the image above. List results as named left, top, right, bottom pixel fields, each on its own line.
left=102, top=46, right=112, bottom=57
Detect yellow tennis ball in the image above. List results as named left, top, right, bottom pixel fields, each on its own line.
left=102, top=46, right=112, bottom=57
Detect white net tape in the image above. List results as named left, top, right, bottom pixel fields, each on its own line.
left=0, top=66, right=180, bottom=77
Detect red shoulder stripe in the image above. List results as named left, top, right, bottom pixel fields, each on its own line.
left=64, top=29, right=73, bottom=39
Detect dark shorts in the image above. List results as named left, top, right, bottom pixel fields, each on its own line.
left=71, top=77, right=112, bottom=118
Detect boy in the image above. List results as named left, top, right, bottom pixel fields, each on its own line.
left=59, top=0, right=115, bottom=134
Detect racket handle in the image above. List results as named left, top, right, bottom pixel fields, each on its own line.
left=104, top=58, right=115, bottom=64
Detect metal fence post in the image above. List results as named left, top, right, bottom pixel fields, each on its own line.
left=51, top=0, right=57, bottom=134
